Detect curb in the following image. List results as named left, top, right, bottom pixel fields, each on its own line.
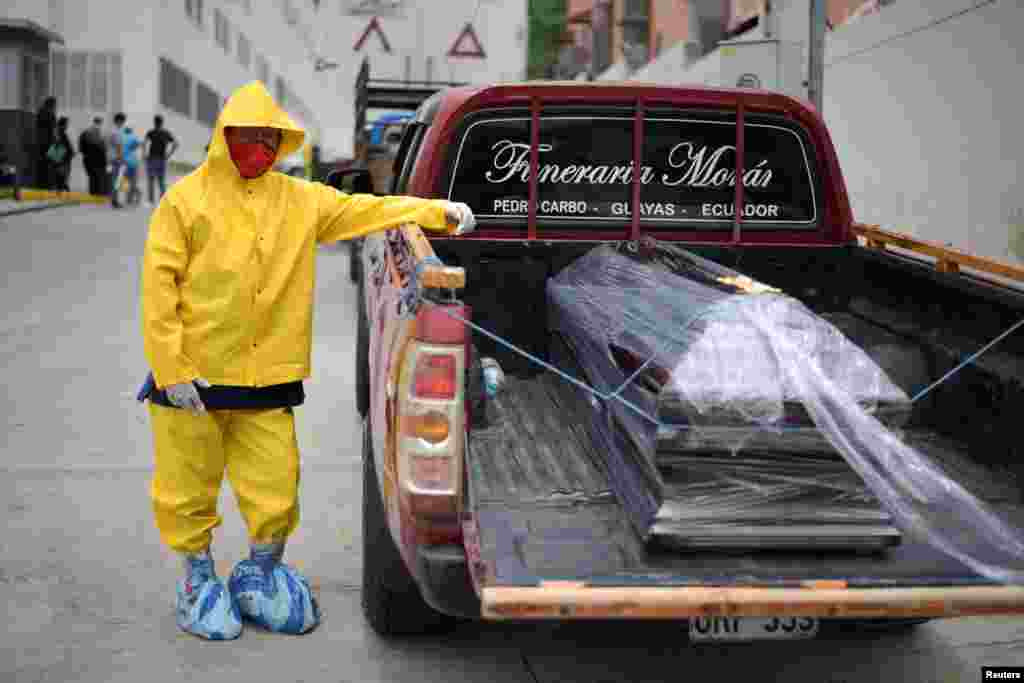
left=17, top=188, right=109, bottom=204
left=0, top=186, right=109, bottom=217
left=0, top=201, right=88, bottom=218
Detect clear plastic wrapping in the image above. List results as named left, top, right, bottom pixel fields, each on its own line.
left=657, top=452, right=885, bottom=519
left=547, top=241, right=1024, bottom=581
left=547, top=243, right=909, bottom=461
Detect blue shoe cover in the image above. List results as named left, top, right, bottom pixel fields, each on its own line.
left=228, top=547, right=320, bottom=635
left=175, top=555, right=242, bottom=641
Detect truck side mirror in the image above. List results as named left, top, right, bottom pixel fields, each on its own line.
left=326, top=168, right=375, bottom=194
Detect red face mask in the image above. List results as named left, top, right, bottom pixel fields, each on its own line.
left=227, top=140, right=277, bottom=179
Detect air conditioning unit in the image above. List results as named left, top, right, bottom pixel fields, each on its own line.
left=717, top=38, right=805, bottom=100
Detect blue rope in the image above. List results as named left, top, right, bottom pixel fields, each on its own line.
left=424, top=298, right=1024, bottom=427
left=433, top=304, right=660, bottom=422
left=608, top=351, right=659, bottom=400
left=910, top=317, right=1024, bottom=403
left=432, top=302, right=803, bottom=431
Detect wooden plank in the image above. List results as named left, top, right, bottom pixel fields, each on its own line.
left=540, top=581, right=587, bottom=589
left=399, top=223, right=466, bottom=290
left=853, top=223, right=1024, bottom=284
left=420, top=266, right=466, bottom=290
left=481, top=584, right=1024, bottom=620
left=801, top=580, right=848, bottom=590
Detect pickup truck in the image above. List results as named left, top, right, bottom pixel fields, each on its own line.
left=345, top=82, right=1024, bottom=639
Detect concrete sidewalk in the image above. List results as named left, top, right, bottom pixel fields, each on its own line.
left=0, top=198, right=83, bottom=217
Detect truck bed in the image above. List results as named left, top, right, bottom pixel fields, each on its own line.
left=466, top=373, right=1024, bottom=589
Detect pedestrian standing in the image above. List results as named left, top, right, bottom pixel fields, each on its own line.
left=79, top=117, right=109, bottom=196
left=144, top=115, right=178, bottom=206
left=35, top=97, right=57, bottom=189
left=49, top=117, right=75, bottom=192
left=136, top=81, right=475, bottom=641
left=121, top=126, right=143, bottom=206
left=108, top=112, right=126, bottom=208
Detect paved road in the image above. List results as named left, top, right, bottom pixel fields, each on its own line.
left=2, top=204, right=1022, bottom=683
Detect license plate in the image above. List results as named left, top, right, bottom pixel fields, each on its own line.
left=689, top=617, right=819, bottom=642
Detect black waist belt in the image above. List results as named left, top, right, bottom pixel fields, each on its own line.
left=146, top=381, right=305, bottom=411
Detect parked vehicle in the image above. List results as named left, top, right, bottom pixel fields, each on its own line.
left=338, top=58, right=462, bottom=285
left=0, top=150, right=17, bottom=188
left=346, top=81, right=1024, bottom=639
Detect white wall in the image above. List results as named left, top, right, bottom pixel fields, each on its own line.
left=822, top=0, right=1024, bottom=267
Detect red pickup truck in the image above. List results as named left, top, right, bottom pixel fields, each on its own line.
left=347, top=82, right=1024, bottom=639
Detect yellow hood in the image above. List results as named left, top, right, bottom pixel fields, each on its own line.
left=203, top=81, right=305, bottom=179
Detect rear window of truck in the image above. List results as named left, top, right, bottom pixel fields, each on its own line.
left=445, top=112, right=819, bottom=231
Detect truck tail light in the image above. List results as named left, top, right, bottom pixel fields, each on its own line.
left=409, top=455, right=454, bottom=490
left=395, top=303, right=468, bottom=541
left=413, top=354, right=456, bottom=399
left=404, top=411, right=450, bottom=443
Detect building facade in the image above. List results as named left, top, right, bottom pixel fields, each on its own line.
left=558, top=0, right=892, bottom=81
left=1, top=0, right=357, bottom=188
left=561, top=0, right=691, bottom=80
left=2, top=0, right=528, bottom=188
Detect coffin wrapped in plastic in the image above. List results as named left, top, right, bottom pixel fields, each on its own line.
left=546, top=242, right=1024, bottom=579
left=547, top=242, right=911, bottom=464
left=650, top=450, right=902, bottom=552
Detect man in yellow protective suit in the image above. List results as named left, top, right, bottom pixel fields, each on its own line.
left=138, top=81, right=474, bottom=640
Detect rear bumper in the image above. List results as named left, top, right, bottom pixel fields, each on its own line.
left=413, top=546, right=1024, bottom=621
left=415, top=544, right=481, bottom=618
left=481, top=583, right=1024, bottom=620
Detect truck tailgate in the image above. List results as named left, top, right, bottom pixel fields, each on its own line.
left=465, top=374, right=1024, bottom=619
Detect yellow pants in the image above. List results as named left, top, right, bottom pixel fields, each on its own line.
left=148, top=404, right=300, bottom=554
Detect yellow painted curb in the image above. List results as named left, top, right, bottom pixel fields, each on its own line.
left=18, top=188, right=109, bottom=204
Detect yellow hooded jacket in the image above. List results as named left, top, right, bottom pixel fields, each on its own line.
left=141, top=81, right=453, bottom=389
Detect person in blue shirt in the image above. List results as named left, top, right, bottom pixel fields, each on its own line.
left=108, top=112, right=126, bottom=208
left=121, top=126, right=143, bottom=206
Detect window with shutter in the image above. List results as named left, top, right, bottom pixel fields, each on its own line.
left=238, top=33, right=251, bottom=69
left=90, top=53, right=108, bottom=110
left=159, top=57, right=192, bottom=118
left=196, top=81, right=221, bottom=128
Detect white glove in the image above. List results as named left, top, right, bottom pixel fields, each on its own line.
left=444, top=201, right=476, bottom=236
left=165, top=377, right=211, bottom=415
